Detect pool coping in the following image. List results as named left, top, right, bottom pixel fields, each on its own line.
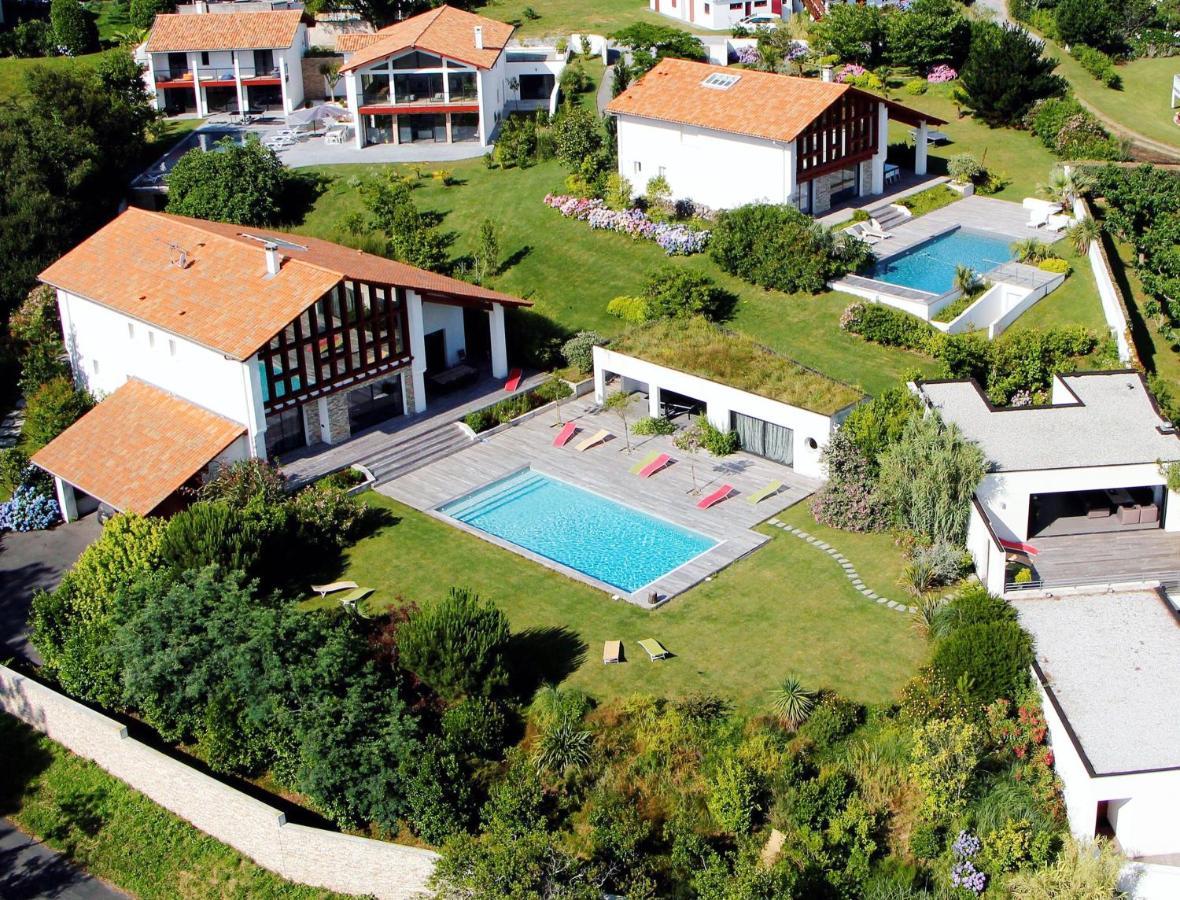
left=429, top=464, right=769, bottom=607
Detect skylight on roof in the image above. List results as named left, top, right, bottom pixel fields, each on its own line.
left=240, top=233, right=308, bottom=252
left=701, top=72, right=741, bottom=90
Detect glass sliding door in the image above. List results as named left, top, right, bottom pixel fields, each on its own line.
left=732, top=412, right=794, bottom=467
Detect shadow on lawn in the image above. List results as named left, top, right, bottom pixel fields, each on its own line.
left=506, top=625, right=587, bottom=697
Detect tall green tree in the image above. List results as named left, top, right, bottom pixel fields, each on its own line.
left=885, top=0, right=971, bottom=71
left=0, top=59, right=155, bottom=320
left=50, top=0, right=99, bottom=56
left=959, top=22, right=1065, bottom=125
left=809, top=4, right=886, bottom=65
left=128, top=0, right=175, bottom=30
left=1054, top=0, right=1122, bottom=53
left=166, top=137, right=289, bottom=225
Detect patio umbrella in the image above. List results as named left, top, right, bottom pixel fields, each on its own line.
left=286, top=104, right=350, bottom=132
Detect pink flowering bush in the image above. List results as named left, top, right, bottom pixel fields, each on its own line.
left=836, top=64, right=866, bottom=83
left=543, top=194, right=709, bottom=255
left=927, top=64, right=957, bottom=83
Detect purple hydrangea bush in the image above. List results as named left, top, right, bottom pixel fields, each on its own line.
left=837, top=63, right=867, bottom=83
left=0, top=485, right=60, bottom=532
left=735, top=44, right=760, bottom=65
left=543, top=194, right=710, bottom=255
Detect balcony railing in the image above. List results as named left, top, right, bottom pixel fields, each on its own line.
left=361, top=92, right=479, bottom=107
left=157, top=67, right=281, bottom=84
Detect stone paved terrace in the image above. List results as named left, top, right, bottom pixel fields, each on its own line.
left=379, top=394, right=819, bottom=605
left=870, top=194, right=1035, bottom=260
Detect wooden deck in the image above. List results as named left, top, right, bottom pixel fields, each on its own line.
left=1027, top=530, right=1180, bottom=589
left=380, top=395, right=820, bottom=606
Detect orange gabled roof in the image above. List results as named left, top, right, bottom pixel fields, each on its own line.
left=145, top=10, right=304, bottom=53
left=340, top=5, right=514, bottom=72
left=32, top=380, right=246, bottom=516
left=39, top=209, right=530, bottom=362
left=607, top=58, right=944, bottom=144
left=336, top=32, right=383, bottom=54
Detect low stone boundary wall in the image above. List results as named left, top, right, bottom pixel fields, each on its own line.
left=0, top=665, right=437, bottom=900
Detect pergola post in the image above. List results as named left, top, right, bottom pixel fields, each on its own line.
left=406, top=291, right=428, bottom=413
left=54, top=476, right=78, bottom=523
left=488, top=302, right=508, bottom=379
left=915, top=120, right=929, bottom=176
left=648, top=385, right=662, bottom=418
left=871, top=102, right=888, bottom=194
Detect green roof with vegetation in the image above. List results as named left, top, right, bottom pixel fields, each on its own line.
left=608, top=317, right=863, bottom=415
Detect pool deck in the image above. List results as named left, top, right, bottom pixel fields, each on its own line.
left=380, top=394, right=819, bottom=606
left=872, top=195, right=1034, bottom=262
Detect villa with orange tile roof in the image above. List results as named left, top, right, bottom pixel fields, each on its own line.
left=32, top=208, right=530, bottom=521
left=337, top=5, right=568, bottom=149
left=606, top=58, right=945, bottom=213
left=142, top=4, right=309, bottom=116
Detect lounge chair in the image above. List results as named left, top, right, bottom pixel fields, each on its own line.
left=603, top=640, right=623, bottom=664
left=999, top=538, right=1039, bottom=557
left=335, top=586, right=374, bottom=605
left=910, top=128, right=950, bottom=144
left=629, top=450, right=661, bottom=474
left=638, top=453, right=671, bottom=479
left=862, top=223, right=892, bottom=240
left=1045, top=213, right=1072, bottom=233
left=575, top=428, right=611, bottom=452
left=697, top=484, right=735, bottom=509
left=553, top=420, right=578, bottom=447
left=1026, top=208, right=1051, bottom=229
left=847, top=223, right=881, bottom=245
left=310, top=580, right=358, bottom=597
left=638, top=638, right=670, bottom=661
left=503, top=368, right=523, bottom=392
left=746, top=480, right=783, bottom=505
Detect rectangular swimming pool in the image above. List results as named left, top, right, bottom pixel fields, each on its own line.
left=870, top=228, right=1014, bottom=294
left=439, top=468, right=717, bottom=593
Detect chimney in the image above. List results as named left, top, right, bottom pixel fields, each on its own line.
left=474, top=26, right=483, bottom=50
left=194, top=0, right=208, bottom=13
left=821, top=64, right=834, bottom=83
left=264, top=242, right=281, bottom=276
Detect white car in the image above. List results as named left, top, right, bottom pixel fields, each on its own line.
left=738, top=14, right=779, bottom=29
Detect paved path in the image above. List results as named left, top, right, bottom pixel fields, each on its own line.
left=973, top=0, right=1012, bottom=23
left=0, top=819, right=127, bottom=899
left=1070, top=94, right=1180, bottom=164
left=0, top=516, right=101, bottom=666
left=278, top=137, right=489, bottom=168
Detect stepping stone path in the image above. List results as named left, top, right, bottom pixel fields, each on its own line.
left=767, top=518, right=918, bottom=615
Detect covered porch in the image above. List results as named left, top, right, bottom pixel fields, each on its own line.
left=1010, top=530, right=1180, bottom=592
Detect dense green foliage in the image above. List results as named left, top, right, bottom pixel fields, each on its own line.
left=9, top=285, right=70, bottom=396
left=396, top=587, right=511, bottom=701
left=608, top=23, right=707, bottom=74
left=884, top=0, right=971, bottom=72
left=809, top=4, right=886, bottom=65
left=959, top=22, right=1066, bottom=125
left=1054, top=0, right=1122, bottom=53
left=0, top=52, right=156, bottom=320
left=50, top=0, right=99, bottom=56
left=1069, top=43, right=1120, bottom=88
left=166, top=137, right=290, bottom=225
left=1026, top=97, right=1127, bottom=161
left=20, top=376, right=95, bottom=454
left=354, top=169, right=450, bottom=271
left=128, top=0, right=174, bottom=30
left=561, top=330, right=605, bottom=373
left=710, top=204, right=872, bottom=294
left=933, top=621, right=1035, bottom=707
left=462, top=378, right=572, bottom=432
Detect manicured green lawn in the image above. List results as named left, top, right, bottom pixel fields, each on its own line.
left=886, top=82, right=1067, bottom=202
left=1006, top=239, right=1108, bottom=335
left=1041, top=38, right=1180, bottom=151
left=478, top=0, right=709, bottom=38
left=0, top=714, right=344, bottom=899
left=290, top=157, right=938, bottom=396
left=339, top=493, right=926, bottom=709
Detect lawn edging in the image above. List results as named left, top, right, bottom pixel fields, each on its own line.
left=0, top=664, right=437, bottom=900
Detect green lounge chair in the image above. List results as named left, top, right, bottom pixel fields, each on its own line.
left=746, top=480, right=783, bottom=505
left=629, top=451, right=661, bottom=475
left=638, top=638, right=670, bottom=661
left=336, top=586, right=374, bottom=608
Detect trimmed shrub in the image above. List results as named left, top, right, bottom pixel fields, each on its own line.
left=943, top=583, right=1018, bottom=631
left=799, top=694, right=863, bottom=752
left=1037, top=257, right=1071, bottom=274
left=840, top=302, right=935, bottom=352
left=641, top=267, right=730, bottom=321
left=1070, top=44, right=1120, bottom=88
left=932, top=621, right=1034, bottom=705
left=633, top=416, right=676, bottom=436
left=905, top=79, right=928, bottom=95
left=160, top=501, right=259, bottom=575
left=697, top=415, right=740, bottom=456
left=50, top=0, right=98, bottom=55
left=21, top=377, right=95, bottom=454
left=1027, top=97, right=1127, bottom=161
left=711, top=203, right=871, bottom=294
left=561, top=330, right=605, bottom=374
left=606, top=295, right=649, bottom=324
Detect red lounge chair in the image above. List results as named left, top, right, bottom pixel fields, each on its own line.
left=697, top=484, right=734, bottom=509
left=552, top=421, right=578, bottom=447
left=638, top=453, right=671, bottom=478
left=999, top=539, right=1039, bottom=556
left=503, top=368, right=522, bottom=392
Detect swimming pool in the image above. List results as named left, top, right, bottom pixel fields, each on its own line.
left=440, top=468, right=717, bottom=593
left=870, top=228, right=1014, bottom=294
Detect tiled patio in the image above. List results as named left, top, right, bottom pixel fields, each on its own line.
left=379, top=394, right=819, bottom=605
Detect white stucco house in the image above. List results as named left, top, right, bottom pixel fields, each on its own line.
left=606, top=58, right=944, bottom=213
left=591, top=321, right=862, bottom=479
left=32, top=208, right=530, bottom=520
left=650, top=0, right=785, bottom=31
left=337, top=5, right=566, bottom=149
left=141, top=6, right=309, bottom=115
left=916, top=372, right=1180, bottom=596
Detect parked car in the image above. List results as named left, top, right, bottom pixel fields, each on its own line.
left=738, top=14, right=779, bottom=28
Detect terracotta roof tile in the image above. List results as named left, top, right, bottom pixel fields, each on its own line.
left=607, top=58, right=943, bottom=143
left=32, top=380, right=246, bottom=515
left=340, top=5, right=514, bottom=72
left=336, top=32, right=383, bottom=53
left=146, top=10, right=304, bottom=53
left=39, top=209, right=529, bottom=361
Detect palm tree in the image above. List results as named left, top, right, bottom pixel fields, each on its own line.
left=532, top=719, right=593, bottom=774
left=953, top=265, right=980, bottom=296
left=1067, top=217, right=1102, bottom=255
left=769, top=676, right=817, bottom=730
left=1010, top=238, right=1049, bottom=264
left=1038, top=166, right=1092, bottom=207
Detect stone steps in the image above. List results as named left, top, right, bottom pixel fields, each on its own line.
left=362, top=423, right=474, bottom=483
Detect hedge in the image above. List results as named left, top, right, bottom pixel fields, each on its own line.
left=463, top=379, right=572, bottom=433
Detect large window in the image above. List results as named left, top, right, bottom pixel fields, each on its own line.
left=518, top=73, right=554, bottom=101
left=447, top=70, right=477, bottom=101
left=393, top=72, right=444, bottom=104
left=732, top=412, right=794, bottom=467
left=361, top=72, right=391, bottom=104
left=259, top=280, right=409, bottom=413
left=452, top=112, right=479, bottom=142
left=265, top=406, right=306, bottom=456
left=392, top=50, right=442, bottom=69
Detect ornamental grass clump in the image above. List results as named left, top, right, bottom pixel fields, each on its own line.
left=543, top=194, right=709, bottom=255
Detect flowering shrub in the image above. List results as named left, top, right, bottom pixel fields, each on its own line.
left=543, top=194, right=710, bottom=255
left=950, top=830, right=987, bottom=895
left=928, top=64, right=958, bottom=83
left=837, top=63, right=867, bottom=82
left=0, top=484, right=60, bottom=532
left=735, top=44, right=759, bottom=65
left=986, top=694, right=1064, bottom=819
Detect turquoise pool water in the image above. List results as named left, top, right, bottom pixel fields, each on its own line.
left=870, top=228, right=1014, bottom=294
left=440, top=469, right=717, bottom=593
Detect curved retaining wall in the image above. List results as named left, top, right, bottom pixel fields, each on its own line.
left=0, top=665, right=437, bottom=900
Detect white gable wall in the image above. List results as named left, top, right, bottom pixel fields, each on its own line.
left=55, top=289, right=262, bottom=439
left=616, top=115, right=795, bottom=210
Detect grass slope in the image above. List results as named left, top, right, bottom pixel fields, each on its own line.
left=0, top=714, right=344, bottom=899
left=290, top=157, right=937, bottom=395
left=478, top=0, right=710, bottom=38
left=340, top=493, right=926, bottom=708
